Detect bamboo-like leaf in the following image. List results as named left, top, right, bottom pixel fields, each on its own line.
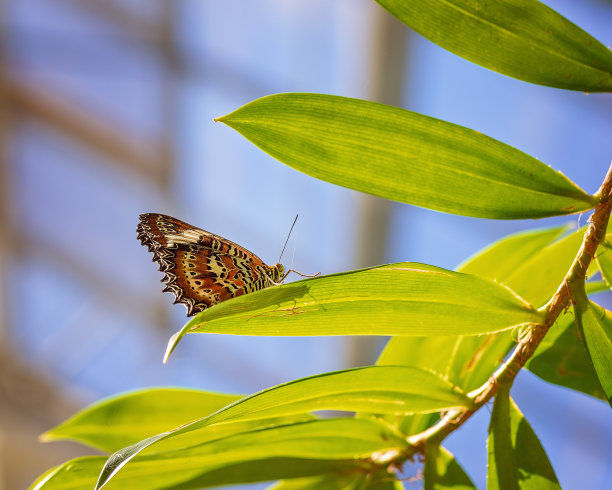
left=378, top=227, right=584, bottom=434
left=376, top=0, right=612, bottom=92
left=586, top=280, right=610, bottom=296
left=29, top=455, right=369, bottom=490
left=424, top=444, right=476, bottom=490
left=457, top=226, right=569, bottom=284
left=499, top=227, right=586, bottom=308
left=573, top=297, right=612, bottom=405
left=95, top=366, right=469, bottom=488
left=268, top=473, right=370, bottom=490
left=165, top=262, right=544, bottom=361
left=217, top=94, right=596, bottom=219
left=526, top=311, right=606, bottom=400
left=596, top=239, right=612, bottom=288
left=375, top=227, right=567, bottom=437
left=95, top=418, right=407, bottom=489
left=40, top=388, right=242, bottom=452
left=29, top=457, right=106, bottom=490
left=487, top=389, right=560, bottom=490
left=442, top=225, right=589, bottom=394
left=446, top=225, right=579, bottom=390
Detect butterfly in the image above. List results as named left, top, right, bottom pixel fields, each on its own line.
left=137, top=213, right=286, bottom=316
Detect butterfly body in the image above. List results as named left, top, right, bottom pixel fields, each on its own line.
left=137, top=213, right=284, bottom=316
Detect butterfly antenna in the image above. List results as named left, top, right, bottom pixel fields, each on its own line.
left=278, top=214, right=298, bottom=263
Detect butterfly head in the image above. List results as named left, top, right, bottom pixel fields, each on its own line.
left=271, top=263, right=285, bottom=284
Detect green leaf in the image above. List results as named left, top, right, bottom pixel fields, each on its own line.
left=96, top=418, right=407, bottom=489
left=29, top=455, right=368, bottom=490
left=96, top=366, right=469, bottom=488
left=40, top=388, right=242, bottom=452
left=457, top=225, right=568, bottom=281
left=268, top=473, right=370, bottom=490
left=573, top=297, right=612, bottom=405
left=164, top=458, right=370, bottom=490
left=526, top=311, right=606, bottom=400
left=424, top=444, right=476, bottom=490
left=165, top=262, right=545, bottom=360
left=487, top=389, right=560, bottom=490
left=375, top=0, right=612, bottom=92
left=376, top=226, right=567, bottom=436
left=217, top=94, right=596, bottom=219
left=596, top=239, right=612, bottom=288
left=443, top=225, right=582, bottom=392
left=29, top=456, right=106, bottom=490
left=499, top=227, right=586, bottom=308
left=268, top=467, right=402, bottom=489
left=586, top=280, right=610, bottom=296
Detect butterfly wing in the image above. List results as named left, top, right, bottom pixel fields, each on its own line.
left=137, top=213, right=282, bottom=316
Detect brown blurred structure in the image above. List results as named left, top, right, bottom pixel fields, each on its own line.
left=0, top=2, right=174, bottom=487
left=0, top=2, right=398, bottom=488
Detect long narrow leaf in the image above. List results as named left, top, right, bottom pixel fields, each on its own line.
left=40, top=388, right=242, bottom=452
left=487, top=390, right=560, bottom=490
left=375, top=225, right=575, bottom=435
left=573, top=297, right=612, bottom=405
left=217, top=94, right=596, bottom=219
left=526, top=311, right=606, bottom=400
left=29, top=455, right=369, bottom=490
left=376, top=0, right=612, bottom=92
left=30, top=456, right=106, bottom=490
left=96, top=366, right=470, bottom=488
left=165, top=262, right=545, bottom=360
left=596, top=240, right=612, bottom=288
left=96, top=418, right=407, bottom=489
left=424, top=444, right=476, bottom=490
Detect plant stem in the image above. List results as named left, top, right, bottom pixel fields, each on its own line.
left=401, top=161, right=612, bottom=460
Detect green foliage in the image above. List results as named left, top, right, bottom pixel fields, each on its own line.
left=487, top=386, right=560, bottom=489
left=573, top=296, right=612, bottom=404
left=526, top=311, right=606, bottom=400
left=40, top=388, right=243, bottom=452
left=217, top=93, right=596, bottom=219
left=375, top=0, right=612, bottom=91
left=164, top=262, right=545, bottom=361
left=33, top=1, right=612, bottom=489
left=423, top=444, right=476, bottom=490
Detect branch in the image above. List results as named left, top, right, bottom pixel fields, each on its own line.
left=400, top=161, right=612, bottom=459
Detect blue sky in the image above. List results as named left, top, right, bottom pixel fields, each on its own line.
left=5, top=1, right=612, bottom=488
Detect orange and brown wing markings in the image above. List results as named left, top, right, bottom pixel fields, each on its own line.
left=138, top=213, right=268, bottom=263
left=137, top=213, right=281, bottom=316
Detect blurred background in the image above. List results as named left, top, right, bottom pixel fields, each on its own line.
left=1, top=0, right=611, bottom=488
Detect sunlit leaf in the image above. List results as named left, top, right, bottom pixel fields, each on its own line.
left=29, top=455, right=369, bottom=490
left=375, top=0, right=612, bottom=92
left=457, top=226, right=568, bottom=281
left=217, top=94, right=596, bottom=219
left=573, top=296, right=612, bottom=405
left=596, top=239, right=612, bottom=288
left=96, top=366, right=469, bottom=488
left=96, top=418, right=407, bottom=489
left=165, top=262, right=545, bottom=360
left=30, top=457, right=106, bottom=490
left=376, top=227, right=566, bottom=434
left=526, top=311, right=606, bottom=400
left=267, top=466, right=402, bottom=489
left=41, top=388, right=241, bottom=452
left=268, top=473, right=369, bottom=490
left=424, top=444, right=476, bottom=490
left=487, top=388, right=560, bottom=490
left=500, top=227, right=586, bottom=308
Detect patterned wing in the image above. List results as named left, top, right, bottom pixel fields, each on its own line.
left=137, top=213, right=284, bottom=316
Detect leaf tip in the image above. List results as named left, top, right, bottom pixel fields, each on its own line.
left=163, top=332, right=180, bottom=364
left=37, top=431, right=53, bottom=443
